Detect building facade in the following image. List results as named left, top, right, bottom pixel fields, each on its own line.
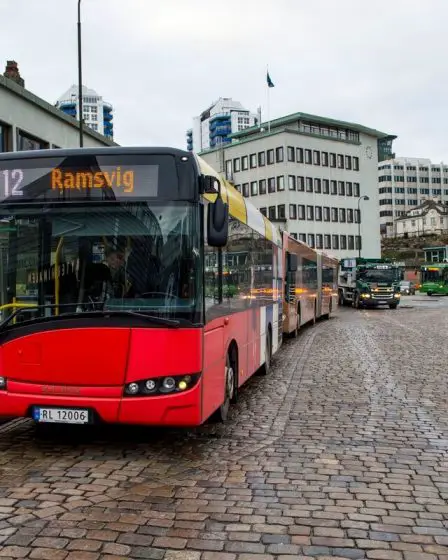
left=0, top=63, right=115, bottom=152
left=200, top=112, right=396, bottom=259
left=187, top=97, right=259, bottom=153
left=395, top=199, right=448, bottom=238
left=56, top=85, right=114, bottom=140
left=378, top=157, right=448, bottom=237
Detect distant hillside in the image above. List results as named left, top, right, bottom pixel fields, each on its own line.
left=381, top=234, right=448, bottom=264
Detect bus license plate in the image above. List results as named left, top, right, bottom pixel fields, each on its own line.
left=33, top=407, right=89, bottom=424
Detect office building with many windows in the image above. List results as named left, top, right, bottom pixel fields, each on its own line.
left=187, top=97, right=259, bottom=153
left=379, top=157, right=448, bottom=237
left=200, top=111, right=396, bottom=258
left=0, top=62, right=115, bottom=153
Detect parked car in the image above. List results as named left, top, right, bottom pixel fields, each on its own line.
left=399, top=280, right=416, bottom=295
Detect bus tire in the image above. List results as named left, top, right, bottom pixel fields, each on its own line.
left=211, top=353, right=235, bottom=423
left=259, top=329, right=272, bottom=376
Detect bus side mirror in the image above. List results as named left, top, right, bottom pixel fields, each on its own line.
left=288, top=254, right=298, bottom=272
left=207, top=197, right=229, bottom=247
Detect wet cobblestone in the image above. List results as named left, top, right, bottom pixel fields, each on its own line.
left=0, top=305, right=447, bottom=559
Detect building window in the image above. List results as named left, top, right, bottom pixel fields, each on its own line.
left=345, top=155, right=352, bottom=170
left=16, top=130, right=48, bottom=151
left=297, top=176, right=305, bottom=191
left=322, top=152, right=329, bottom=167
left=288, top=175, right=296, bottom=191
left=267, top=149, right=274, bottom=164
left=347, top=208, right=354, bottom=223
left=276, top=147, right=284, bottom=163
left=332, top=235, right=339, bottom=249
left=305, top=149, right=312, bottom=164
left=278, top=204, right=286, bottom=219
left=323, top=179, right=330, bottom=194
left=331, top=180, right=337, bottom=195
left=348, top=235, right=355, bottom=250
left=298, top=205, right=305, bottom=220
left=308, top=234, right=315, bottom=248
left=339, top=208, right=346, bottom=222
left=0, top=122, right=10, bottom=152
left=354, top=182, right=360, bottom=197
left=242, top=156, right=249, bottom=170
left=233, top=158, right=241, bottom=172
left=353, top=157, right=359, bottom=171
left=251, top=181, right=258, bottom=196
left=260, top=207, right=267, bottom=216
left=331, top=207, right=339, bottom=222
left=355, top=236, right=361, bottom=250
left=323, top=207, right=330, bottom=222
left=234, top=184, right=241, bottom=193
left=287, top=146, right=295, bottom=162
left=289, top=204, right=297, bottom=219
left=306, top=177, right=313, bottom=192
left=315, top=206, right=322, bottom=221
left=313, top=150, right=321, bottom=165
left=299, top=233, right=306, bottom=243
left=290, top=233, right=298, bottom=240
left=296, top=148, right=304, bottom=163
left=307, top=205, right=314, bottom=220
left=316, top=234, right=323, bottom=249
left=324, top=234, right=331, bottom=249
left=258, top=152, right=265, bottom=167
left=268, top=177, right=276, bottom=193
left=340, top=235, right=347, bottom=250
left=338, top=181, right=345, bottom=196
left=330, top=153, right=336, bottom=168
left=259, top=179, right=266, bottom=195
left=355, top=209, right=360, bottom=223
left=250, top=154, right=257, bottom=168
left=242, top=183, right=249, bottom=197
left=338, top=154, right=344, bottom=169
left=346, top=182, right=353, bottom=196
left=268, top=206, right=276, bottom=220
left=225, top=160, right=232, bottom=177
left=314, top=178, right=322, bottom=193
left=277, top=176, right=285, bottom=191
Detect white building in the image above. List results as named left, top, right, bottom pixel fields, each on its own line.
left=56, top=85, right=114, bottom=140
left=0, top=64, right=115, bottom=152
left=187, top=97, right=259, bottom=153
left=200, top=111, right=396, bottom=259
left=379, top=157, right=448, bottom=237
left=395, top=199, right=448, bottom=238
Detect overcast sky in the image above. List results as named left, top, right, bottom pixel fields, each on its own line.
left=0, top=0, right=447, bottom=161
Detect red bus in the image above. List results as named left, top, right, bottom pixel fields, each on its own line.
left=0, top=147, right=284, bottom=426
left=282, top=233, right=338, bottom=337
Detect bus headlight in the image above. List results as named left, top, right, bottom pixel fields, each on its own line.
left=0, top=377, right=6, bottom=390
left=123, top=374, right=200, bottom=397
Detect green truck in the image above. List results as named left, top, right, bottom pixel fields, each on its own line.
left=338, top=257, right=404, bottom=309
left=420, top=263, right=448, bottom=296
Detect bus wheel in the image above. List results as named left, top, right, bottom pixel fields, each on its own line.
left=211, top=354, right=235, bottom=423
left=259, top=330, right=272, bottom=376
left=427, top=292, right=432, bottom=297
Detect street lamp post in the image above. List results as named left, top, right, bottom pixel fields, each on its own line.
left=77, top=0, right=83, bottom=147
left=357, top=195, right=370, bottom=258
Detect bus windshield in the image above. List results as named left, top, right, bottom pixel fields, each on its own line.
left=359, top=268, right=398, bottom=283
left=0, top=202, right=202, bottom=326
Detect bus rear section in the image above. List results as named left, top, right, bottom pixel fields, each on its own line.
left=420, top=264, right=448, bottom=295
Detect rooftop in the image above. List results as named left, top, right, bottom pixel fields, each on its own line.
left=230, top=110, right=395, bottom=141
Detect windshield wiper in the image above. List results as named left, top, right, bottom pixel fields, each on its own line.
left=0, top=306, right=180, bottom=332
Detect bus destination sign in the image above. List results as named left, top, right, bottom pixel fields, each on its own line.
left=0, top=156, right=160, bottom=203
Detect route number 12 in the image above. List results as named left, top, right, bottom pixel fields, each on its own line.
left=1, top=169, right=24, bottom=198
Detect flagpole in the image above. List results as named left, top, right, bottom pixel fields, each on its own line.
left=267, top=65, right=271, bottom=133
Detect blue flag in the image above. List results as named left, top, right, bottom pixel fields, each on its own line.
left=267, top=71, right=274, bottom=88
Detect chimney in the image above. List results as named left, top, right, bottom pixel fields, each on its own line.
left=4, top=60, right=25, bottom=87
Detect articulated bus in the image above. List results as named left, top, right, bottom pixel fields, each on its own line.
left=282, top=233, right=338, bottom=337
left=0, top=147, right=335, bottom=428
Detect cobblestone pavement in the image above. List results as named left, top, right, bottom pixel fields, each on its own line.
left=0, top=304, right=447, bottom=560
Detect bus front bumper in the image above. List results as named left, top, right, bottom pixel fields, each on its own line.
left=0, top=380, right=203, bottom=427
